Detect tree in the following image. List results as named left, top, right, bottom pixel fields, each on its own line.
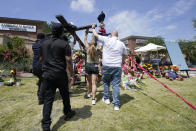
left=179, top=40, right=196, bottom=65
left=193, top=19, right=196, bottom=29
left=146, top=36, right=165, bottom=46
left=42, top=22, right=51, bottom=34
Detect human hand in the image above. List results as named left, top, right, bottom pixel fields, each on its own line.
left=85, top=28, right=89, bottom=35
left=92, top=24, right=97, bottom=29
left=69, top=76, right=74, bottom=83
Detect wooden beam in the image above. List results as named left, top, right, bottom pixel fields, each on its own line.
left=56, top=15, right=86, bottom=50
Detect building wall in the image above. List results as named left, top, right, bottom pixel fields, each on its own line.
left=0, top=34, right=10, bottom=45
left=0, top=17, right=44, bottom=38
left=128, top=39, right=136, bottom=54
left=0, top=17, right=45, bottom=54
left=121, top=36, right=153, bottom=55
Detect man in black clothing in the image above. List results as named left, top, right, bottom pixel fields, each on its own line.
left=39, top=23, right=75, bottom=131
left=32, top=33, right=45, bottom=105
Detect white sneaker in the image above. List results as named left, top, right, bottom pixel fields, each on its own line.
left=114, top=106, right=120, bottom=111
left=92, top=99, right=96, bottom=105
left=86, top=92, right=91, bottom=98
left=87, top=94, right=91, bottom=98
left=102, top=97, right=110, bottom=104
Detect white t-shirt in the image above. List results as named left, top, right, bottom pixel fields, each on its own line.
left=98, top=35, right=127, bottom=67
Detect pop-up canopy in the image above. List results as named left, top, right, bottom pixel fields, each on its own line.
left=135, top=43, right=166, bottom=52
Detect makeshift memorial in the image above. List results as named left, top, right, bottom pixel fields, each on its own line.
left=165, top=65, right=183, bottom=81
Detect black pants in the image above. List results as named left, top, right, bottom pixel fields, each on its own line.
left=33, top=67, right=44, bottom=102
left=41, top=77, right=71, bottom=131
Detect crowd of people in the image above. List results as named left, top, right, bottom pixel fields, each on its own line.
left=32, top=23, right=127, bottom=131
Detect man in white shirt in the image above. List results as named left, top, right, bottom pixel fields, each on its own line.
left=92, top=24, right=127, bottom=111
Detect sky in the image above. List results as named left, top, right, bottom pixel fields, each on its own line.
left=0, top=0, right=196, bottom=42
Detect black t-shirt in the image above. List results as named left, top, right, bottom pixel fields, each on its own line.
left=39, top=38, right=71, bottom=80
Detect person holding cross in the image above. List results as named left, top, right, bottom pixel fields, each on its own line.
left=84, top=28, right=99, bottom=105
left=39, top=23, right=75, bottom=131
left=92, top=24, right=127, bottom=110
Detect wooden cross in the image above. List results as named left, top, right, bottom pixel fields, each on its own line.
left=56, top=15, right=96, bottom=51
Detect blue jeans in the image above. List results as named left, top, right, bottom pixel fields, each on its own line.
left=102, top=65, right=122, bottom=107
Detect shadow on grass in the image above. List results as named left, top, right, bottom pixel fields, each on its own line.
left=136, top=90, right=196, bottom=125
left=54, top=87, right=87, bottom=101
left=120, top=94, right=134, bottom=107
left=96, top=91, right=135, bottom=105
left=72, top=87, right=86, bottom=97
left=96, top=91, right=104, bottom=102
left=51, top=105, right=92, bottom=131
left=54, top=91, right=61, bottom=101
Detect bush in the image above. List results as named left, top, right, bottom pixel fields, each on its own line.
left=0, top=36, right=32, bottom=72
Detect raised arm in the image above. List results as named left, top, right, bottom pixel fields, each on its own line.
left=92, top=24, right=99, bottom=39
left=84, top=28, right=90, bottom=50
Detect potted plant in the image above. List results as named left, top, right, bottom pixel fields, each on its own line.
left=4, top=69, right=17, bottom=86
left=0, top=77, right=4, bottom=86
left=0, top=70, right=4, bottom=86
left=15, top=78, right=21, bottom=86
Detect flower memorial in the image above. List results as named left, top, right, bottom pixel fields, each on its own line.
left=122, top=59, right=145, bottom=90
left=4, top=69, right=21, bottom=86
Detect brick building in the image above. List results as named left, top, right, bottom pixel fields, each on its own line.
left=121, top=35, right=153, bottom=55
left=0, top=17, right=46, bottom=53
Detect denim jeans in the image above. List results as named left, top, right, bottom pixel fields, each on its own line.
left=102, top=65, right=122, bottom=107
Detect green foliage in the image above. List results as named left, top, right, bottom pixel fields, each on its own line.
left=42, top=22, right=51, bottom=34
left=6, top=42, right=13, bottom=49
left=146, top=36, right=165, bottom=46
left=0, top=36, right=32, bottom=72
left=193, top=19, right=196, bottom=29
left=179, top=40, right=196, bottom=65
left=11, top=36, right=25, bottom=49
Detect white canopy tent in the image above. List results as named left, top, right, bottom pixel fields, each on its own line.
left=134, top=43, right=166, bottom=72
left=135, top=43, right=166, bottom=53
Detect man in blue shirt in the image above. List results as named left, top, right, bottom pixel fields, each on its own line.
left=32, top=33, right=45, bottom=105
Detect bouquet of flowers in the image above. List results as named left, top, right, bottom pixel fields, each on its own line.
left=142, top=64, right=148, bottom=69
left=5, top=69, right=21, bottom=86
left=164, top=66, right=169, bottom=70
left=10, top=69, right=16, bottom=82
left=155, top=71, right=161, bottom=78
left=147, top=64, right=153, bottom=75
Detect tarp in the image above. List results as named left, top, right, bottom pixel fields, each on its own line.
left=165, top=42, right=189, bottom=71
left=135, top=43, right=166, bottom=52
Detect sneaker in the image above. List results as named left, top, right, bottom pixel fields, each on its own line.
left=92, top=99, right=96, bottom=105
left=114, top=106, right=120, bottom=111
left=64, top=110, right=76, bottom=121
left=102, top=97, right=110, bottom=104
left=86, top=92, right=91, bottom=98
left=87, top=93, right=91, bottom=98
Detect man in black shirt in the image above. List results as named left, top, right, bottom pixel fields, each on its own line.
left=39, top=23, right=75, bottom=131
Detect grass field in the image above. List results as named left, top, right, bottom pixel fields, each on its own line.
left=0, top=76, right=196, bottom=131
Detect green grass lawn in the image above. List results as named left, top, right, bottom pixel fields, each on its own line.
left=0, top=76, right=196, bottom=131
